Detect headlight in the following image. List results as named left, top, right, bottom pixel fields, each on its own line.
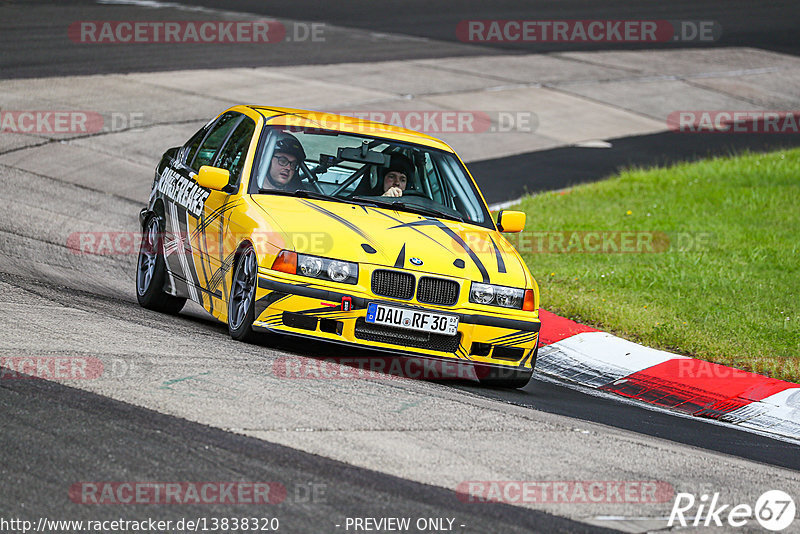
left=470, top=282, right=524, bottom=309
left=327, top=260, right=353, bottom=282
left=495, top=286, right=519, bottom=307
left=298, top=255, right=323, bottom=277
left=470, top=283, right=494, bottom=304
left=296, top=253, right=358, bottom=284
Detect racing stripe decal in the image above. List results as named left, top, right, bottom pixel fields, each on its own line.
left=298, top=199, right=382, bottom=250
left=167, top=203, right=201, bottom=304
left=307, top=313, right=350, bottom=320
left=191, top=198, right=241, bottom=306
left=491, top=335, right=538, bottom=348
left=218, top=199, right=228, bottom=300
left=368, top=208, right=455, bottom=256
left=181, top=203, right=205, bottom=307
left=255, top=109, right=291, bottom=122
left=261, top=313, right=283, bottom=326
left=207, top=251, right=236, bottom=294
left=489, top=330, right=529, bottom=343
left=255, top=291, right=291, bottom=317
left=297, top=303, right=355, bottom=314
left=180, top=206, right=205, bottom=308
left=489, top=235, right=506, bottom=274
left=390, top=219, right=490, bottom=283
left=191, top=198, right=240, bottom=238
left=490, top=330, right=538, bottom=345
left=521, top=346, right=537, bottom=368
left=394, top=244, right=406, bottom=268
left=156, top=215, right=178, bottom=295
left=195, top=206, right=213, bottom=313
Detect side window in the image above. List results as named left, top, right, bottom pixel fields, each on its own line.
left=424, top=153, right=447, bottom=205
left=213, top=116, right=256, bottom=186
left=189, top=112, right=241, bottom=172
left=183, top=127, right=206, bottom=165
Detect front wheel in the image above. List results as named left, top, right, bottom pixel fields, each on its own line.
left=228, top=245, right=258, bottom=342
left=136, top=216, right=186, bottom=314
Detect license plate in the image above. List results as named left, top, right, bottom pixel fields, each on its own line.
left=366, top=303, right=459, bottom=336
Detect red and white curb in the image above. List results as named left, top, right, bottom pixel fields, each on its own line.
left=536, top=310, right=800, bottom=441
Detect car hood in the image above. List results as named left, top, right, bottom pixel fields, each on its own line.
left=251, top=195, right=530, bottom=286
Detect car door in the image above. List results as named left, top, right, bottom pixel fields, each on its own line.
left=192, top=114, right=257, bottom=315
left=161, top=111, right=240, bottom=308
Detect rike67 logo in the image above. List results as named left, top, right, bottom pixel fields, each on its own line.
left=669, top=490, right=796, bottom=531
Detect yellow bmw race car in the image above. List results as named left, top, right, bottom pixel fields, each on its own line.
left=136, top=106, right=541, bottom=388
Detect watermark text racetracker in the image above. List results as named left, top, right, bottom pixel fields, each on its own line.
left=457, top=480, right=674, bottom=504
left=668, top=111, right=800, bottom=134
left=674, top=358, right=800, bottom=383
left=0, top=111, right=144, bottom=134
left=300, top=110, right=538, bottom=134
left=69, top=480, right=326, bottom=506
left=68, top=230, right=714, bottom=256
left=68, top=231, right=334, bottom=256
left=0, top=356, right=103, bottom=380
left=273, top=356, right=483, bottom=381
left=457, top=20, right=721, bottom=43
left=69, top=20, right=325, bottom=43
left=467, top=231, right=715, bottom=254
left=70, top=482, right=287, bottom=505
left=0, top=356, right=164, bottom=381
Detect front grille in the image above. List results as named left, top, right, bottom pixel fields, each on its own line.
left=371, top=270, right=415, bottom=300
left=354, top=318, right=461, bottom=353
left=417, top=276, right=460, bottom=306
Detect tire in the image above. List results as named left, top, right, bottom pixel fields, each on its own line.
left=136, top=215, right=186, bottom=314
left=228, top=245, right=258, bottom=342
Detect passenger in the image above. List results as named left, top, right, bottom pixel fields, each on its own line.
left=265, top=132, right=306, bottom=191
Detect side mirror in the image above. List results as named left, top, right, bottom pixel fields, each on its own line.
left=197, top=166, right=231, bottom=192
left=496, top=210, right=525, bottom=233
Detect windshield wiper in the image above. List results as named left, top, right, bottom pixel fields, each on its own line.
left=258, top=189, right=325, bottom=200
left=355, top=197, right=464, bottom=222
left=397, top=203, right=464, bottom=222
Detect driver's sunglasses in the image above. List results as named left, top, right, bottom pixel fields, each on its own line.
left=273, top=155, right=299, bottom=170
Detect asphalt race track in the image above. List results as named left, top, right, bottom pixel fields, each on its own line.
left=2, top=2, right=800, bottom=533
left=2, top=373, right=610, bottom=533
left=3, top=0, right=800, bottom=78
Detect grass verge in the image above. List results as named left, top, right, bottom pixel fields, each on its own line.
left=515, top=148, right=800, bottom=382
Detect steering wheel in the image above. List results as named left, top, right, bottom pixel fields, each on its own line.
left=400, top=190, right=427, bottom=198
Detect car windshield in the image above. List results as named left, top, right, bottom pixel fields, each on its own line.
left=250, top=126, right=493, bottom=228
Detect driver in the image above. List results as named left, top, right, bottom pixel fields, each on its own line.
left=380, top=154, right=414, bottom=198
left=265, top=131, right=306, bottom=191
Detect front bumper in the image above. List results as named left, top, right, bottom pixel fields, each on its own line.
left=252, top=272, right=540, bottom=370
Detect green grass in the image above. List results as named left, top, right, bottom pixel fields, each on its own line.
left=515, top=148, right=800, bottom=382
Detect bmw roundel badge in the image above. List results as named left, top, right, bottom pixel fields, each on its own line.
left=410, top=257, right=423, bottom=266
